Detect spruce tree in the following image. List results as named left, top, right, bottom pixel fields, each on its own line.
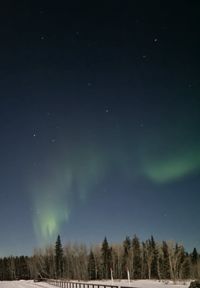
left=161, top=241, right=171, bottom=279
left=150, top=236, right=158, bottom=279
left=141, top=242, right=148, bottom=279
left=88, top=250, right=96, bottom=280
left=55, top=235, right=64, bottom=278
left=122, top=236, right=131, bottom=278
left=132, top=235, right=141, bottom=279
left=191, top=248, right=198, bottom=265
left=191, top=248, right=198, bottom=279
left=101, top=237, right=112, bottom=279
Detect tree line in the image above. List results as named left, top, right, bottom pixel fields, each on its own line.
left=0, top=235, right=200, bottom=281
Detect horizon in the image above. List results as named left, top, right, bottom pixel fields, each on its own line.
left=0, top=233, right=198, bottom=258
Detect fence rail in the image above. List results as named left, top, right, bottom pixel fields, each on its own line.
left=45, top=280, right=131, bottom=288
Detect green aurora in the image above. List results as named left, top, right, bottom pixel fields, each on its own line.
left=30, top=105, right=200, bottom=244
left=143, top=148, right=200, bottom=183
left=31, top=146, right=107, bottom=243
left=32, top=138, right=200, bottom=243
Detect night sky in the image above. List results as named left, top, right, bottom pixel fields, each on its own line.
left=0, top=1, right=200, bottom=256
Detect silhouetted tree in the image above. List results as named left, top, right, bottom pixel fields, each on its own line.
left=161, top=241, right=171, bottom=279
left=150, top=236, right=158, bottom=279
left=55, top=235, right=64, bottom=278
left=122, top=236, right=131, bottom=278
left=132, top=235, right=141, bottom=279
left=101, top=237, right=112, bottom=279
left=88, top=250, right=96, bottom=280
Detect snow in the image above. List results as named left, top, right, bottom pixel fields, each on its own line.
left=0, top=280, right=52, bottom=288
left=0, top=280, right=191, bottom=288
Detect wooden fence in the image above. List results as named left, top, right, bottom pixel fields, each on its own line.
left=46, top=280, right=130, bottom=288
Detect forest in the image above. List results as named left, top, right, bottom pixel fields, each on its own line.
left=0, top=235, right=199, bottom=282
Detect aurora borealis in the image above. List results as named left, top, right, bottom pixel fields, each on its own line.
left=0, top=1, right=200, bottom=256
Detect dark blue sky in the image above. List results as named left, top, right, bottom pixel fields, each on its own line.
left=0, top=1, right=200, bottom=256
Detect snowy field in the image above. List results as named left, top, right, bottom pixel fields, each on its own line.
left=0, top=280, right=191, bottom=288
left=0, top=280, right=52, bottom=288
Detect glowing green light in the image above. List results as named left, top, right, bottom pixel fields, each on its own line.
left=143, top=149, right=200, bottom=183
left=31, top=145, right=107, bottom=244
left=41, top=211, right=57, bottom=238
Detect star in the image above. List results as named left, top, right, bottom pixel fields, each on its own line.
left=137, top=120, right=144, bottom=128
left=40, top=35, right=46, bottom=40
left=188, top=83, right=193, bottom=88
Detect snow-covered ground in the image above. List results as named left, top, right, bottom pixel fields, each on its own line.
left=0, top=280, right=52, bottom=288
left=0, top=280, right=191, bottom=288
